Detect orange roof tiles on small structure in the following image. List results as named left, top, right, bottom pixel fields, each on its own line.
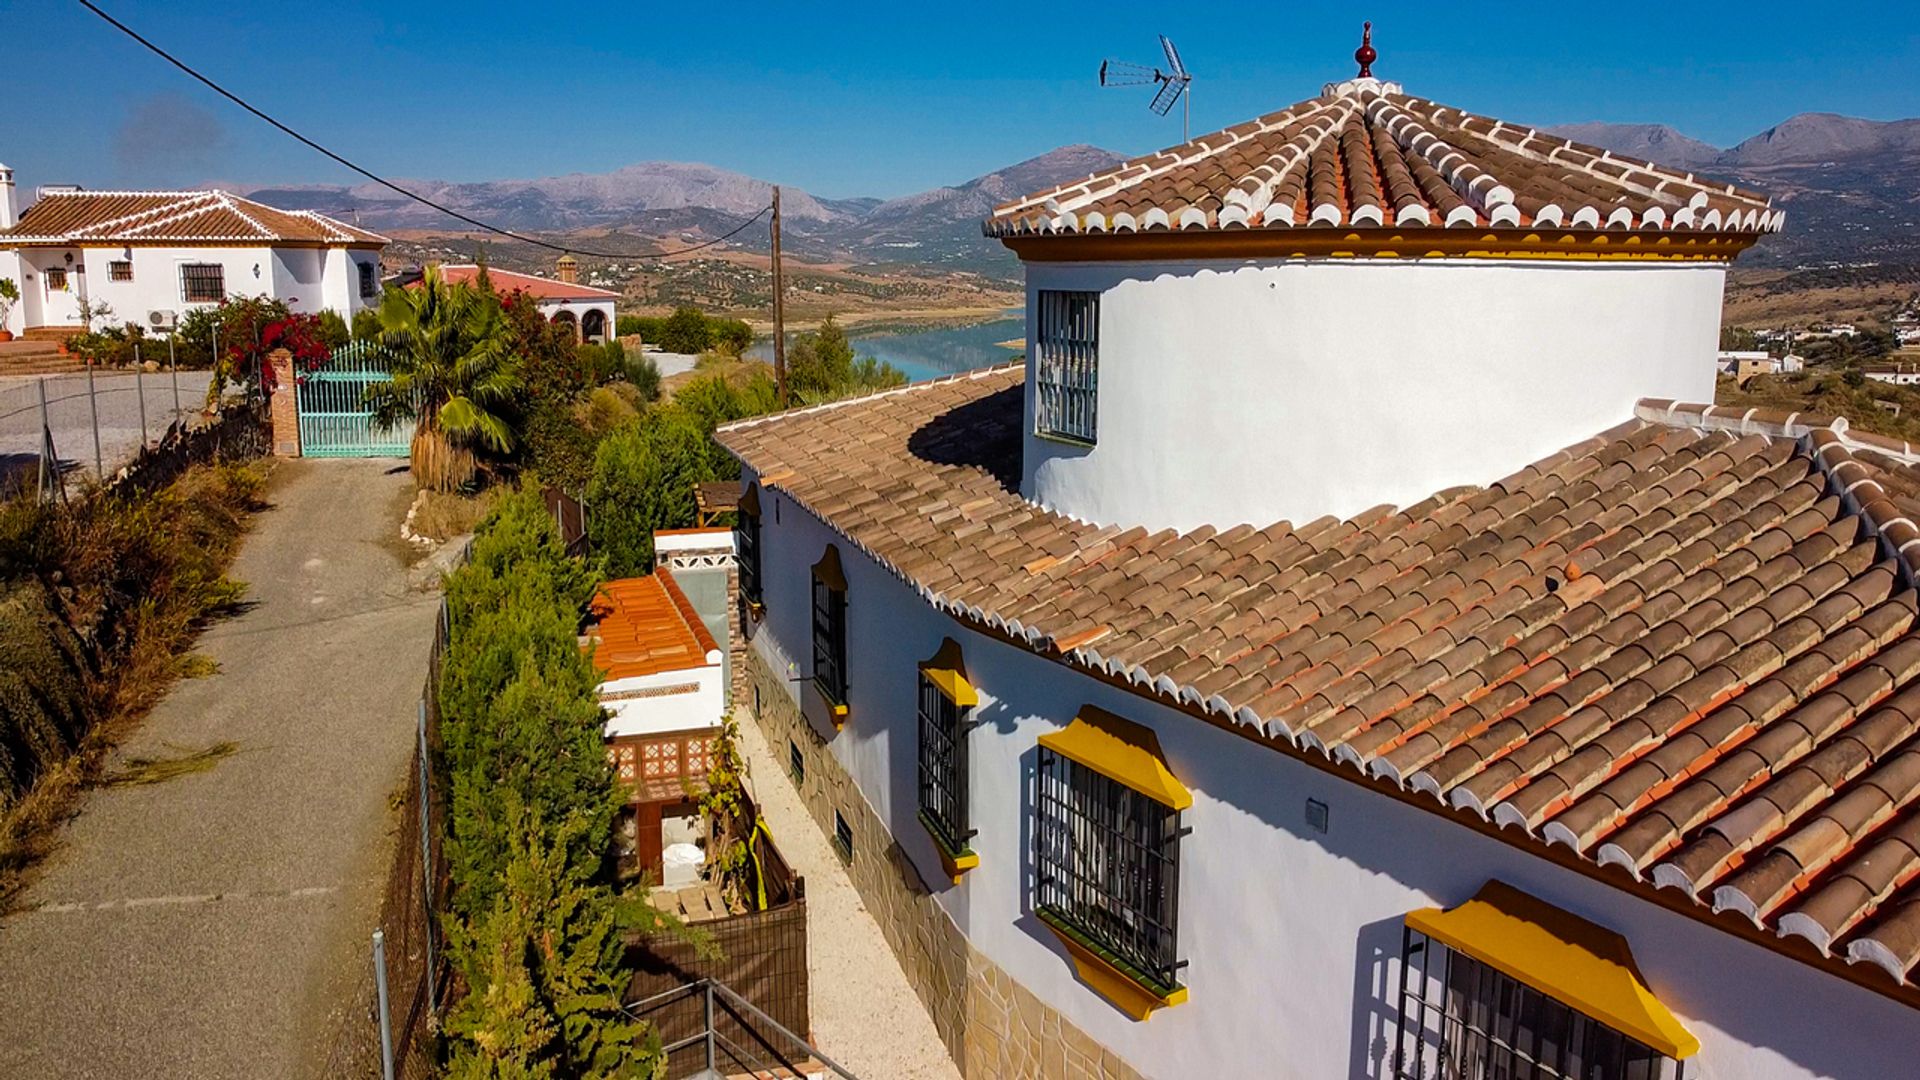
left=717, top=364, right=1920, bottom=1002
left=429, top=265, right=619, bottom=302
left=2, top=189, right=388, bottom=247
left=587, top=568, right=722, bottom=681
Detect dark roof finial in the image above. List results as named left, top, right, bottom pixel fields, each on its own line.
left=1355, top=21, right=1377, bottom=79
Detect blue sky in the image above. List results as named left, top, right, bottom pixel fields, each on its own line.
left=7, top=1, right=1919, bottom=200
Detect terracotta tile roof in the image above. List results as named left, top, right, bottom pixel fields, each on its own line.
left=587, top=568, right=722, bottom=681
left=430, top=265, right=619, bottom=301
left=2, top=189, right=388, bottom=246
left=986, top=87, right=1779, bottom=238
left=718, top=366, right=1920, bottom=993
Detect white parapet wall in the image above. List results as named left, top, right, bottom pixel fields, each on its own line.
left=1021, top=257, right=1729, bottom=532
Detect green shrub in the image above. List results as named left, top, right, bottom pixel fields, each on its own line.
left=436, top=487, right=667, bottom=1077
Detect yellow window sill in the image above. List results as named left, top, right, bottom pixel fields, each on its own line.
left=918, top=810, right=978, bottom=885
left=1039, top=911, right=1187, bottom=1021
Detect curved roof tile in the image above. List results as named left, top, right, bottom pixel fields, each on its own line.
left=985, top=83, right=1779, bottom=241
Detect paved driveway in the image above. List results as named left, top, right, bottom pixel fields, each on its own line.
left=0, top=458, right=438, bottom=1079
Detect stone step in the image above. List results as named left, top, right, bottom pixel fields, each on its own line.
left=20, top=325, right=84, bottom=343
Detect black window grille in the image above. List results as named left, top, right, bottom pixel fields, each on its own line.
left=833, top=811, right=853, bottom=863
left=180, top=263, right=224, bottom=303
left=44, top=267, right=68, bottom=291
left=358, top=261, right=377, bottom=299
left=1034, top=289, right=1099, bottom=443
left=737, top=502, right=762, bottom=604
left=1392, top=927, right=1686, bottom=1080
left=1034, top=747, right=1184, bottom=994
left=812, top=572, right=847, bottom=706
left=917, top=672, right=972, bottom=857
left=788, top=740, right=805, bottom=786
left=108, top=260, right=134, bottom=282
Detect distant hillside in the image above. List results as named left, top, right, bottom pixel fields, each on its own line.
left=249, top=147, right=1125, bottom=280
left=1547, top=123, right=1721, bottom=169
left=1548, top=112, right=1920, bottom=268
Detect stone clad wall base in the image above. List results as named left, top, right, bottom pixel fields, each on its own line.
left=743, top=647, right=1145, bottom=1080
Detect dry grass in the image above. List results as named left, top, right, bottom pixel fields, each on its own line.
left=1716, top=371, right=1920, bottom=441
left=0, top=459, right=269, bottom=910
left=408, top=488, right=500, bottom=544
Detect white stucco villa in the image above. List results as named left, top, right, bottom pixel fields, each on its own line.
left=710, top=32, right=1920, bottom=1080
left=418, top=258, right=619, bottom=343
left=0, top=165, right=387, bottom=338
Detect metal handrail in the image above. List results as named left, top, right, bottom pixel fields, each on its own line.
left=623, top=976, right=860, bottom=1080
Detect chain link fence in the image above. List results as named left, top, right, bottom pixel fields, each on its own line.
left=323, top=569, right=458, bottom=1079
left=0, top=364, right=217, bottom=497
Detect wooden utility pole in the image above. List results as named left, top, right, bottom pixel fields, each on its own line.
left=771, top=186, right=788, bottom=409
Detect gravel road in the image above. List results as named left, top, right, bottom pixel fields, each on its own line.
left=0, top=369, right=217, bottom=488
left=0, top=458, right=440, bottom=1079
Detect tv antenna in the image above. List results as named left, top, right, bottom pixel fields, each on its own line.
left=1099, top=35, right=1193, bottom=142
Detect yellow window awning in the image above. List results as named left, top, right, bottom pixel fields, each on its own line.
left=1405, top=880, right=1699, bottom=1060
left=1038, top=706, right=1191, bottom=811
left=812, top=543, right=846, bottom=592
left=919, top=638, right=978, bottom=707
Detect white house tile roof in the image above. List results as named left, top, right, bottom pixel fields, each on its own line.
left=2, top=190, right=388, bottom=247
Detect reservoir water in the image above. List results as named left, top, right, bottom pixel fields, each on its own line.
left=747, top=315, right=1024, bottom=383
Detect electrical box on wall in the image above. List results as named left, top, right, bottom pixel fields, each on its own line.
left=1305, top=798, right=1329, bottom=834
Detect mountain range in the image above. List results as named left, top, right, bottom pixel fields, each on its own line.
left=1544, top=112, right=1920, bottom=267
left=249, top=111, right=1920, bottom=279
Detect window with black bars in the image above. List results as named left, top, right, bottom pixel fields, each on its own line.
left=737, top=506, right=762, bottom=604
left=812, top=574, right=847, bottom=705
left=180, top=262, right=224, bottom=303
left=788, top=740, right=805, bottom=786
left=358, top=261, right=377, bottom=298
left=1033, top=748, right=1183, bottom=994
left=1034, top=290, right=1099, bottom=443
left=917, top=673, right=972, bottom=857
left=108, top=260, right=134, bottom=282
left=1392, top=928, right=1685, bottom=1080
left=44, top=267, right=68, bottom=291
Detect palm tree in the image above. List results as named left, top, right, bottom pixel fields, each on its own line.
left=367, top=264, right=522, bottom=491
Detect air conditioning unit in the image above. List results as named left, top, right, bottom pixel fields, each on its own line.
left=147, top=309, right=178, bottom=330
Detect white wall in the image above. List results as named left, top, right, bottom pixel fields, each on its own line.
left=0, top=248, right=21, bottom=335
left=3, top=244, right=382, bottom=331
left=1021, top=258, right=1729, bottom=533
left=539, top=298, right=617, bottom=342
left=747, top=471, right=1920, bottom=1080
left=599, top=660, right=725, bottom=738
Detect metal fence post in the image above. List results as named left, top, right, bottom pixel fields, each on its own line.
left=169, top=335, right=182, bottom=419
left=36, top=378, right=54, bottom=502
left=704, top=979, right=717, bottom=1073
left=85, top=361, right=103, bottom=479
left=417, top=699, right=437, bottom=1014
left=135, top=346, right=150, bottom=446
left=373, top=930, right=396, bottom=1080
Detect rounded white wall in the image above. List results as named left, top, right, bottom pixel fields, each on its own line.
left=1021, top=258, right=1729, bottom=532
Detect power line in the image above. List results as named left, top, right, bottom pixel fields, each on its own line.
left=74, top=0, right=770, bottom=262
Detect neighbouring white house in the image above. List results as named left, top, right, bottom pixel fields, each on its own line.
left=1717, top=350, right=1800, bottom=379
left=1863, top=364, right=1920, bottom=386
left=0, top=166, right=387, bottom=338
left=714, top=31, right=1920, bottom=1080
left=408, top=257, right=619, bottom=343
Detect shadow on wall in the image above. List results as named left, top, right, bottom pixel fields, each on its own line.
left=1349, top=916, right=1411, bottom=1080
left=904, top=384, right=1026, bottom=494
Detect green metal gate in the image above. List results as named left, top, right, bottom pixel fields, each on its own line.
left=297, top=340, right=414, bottom=457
